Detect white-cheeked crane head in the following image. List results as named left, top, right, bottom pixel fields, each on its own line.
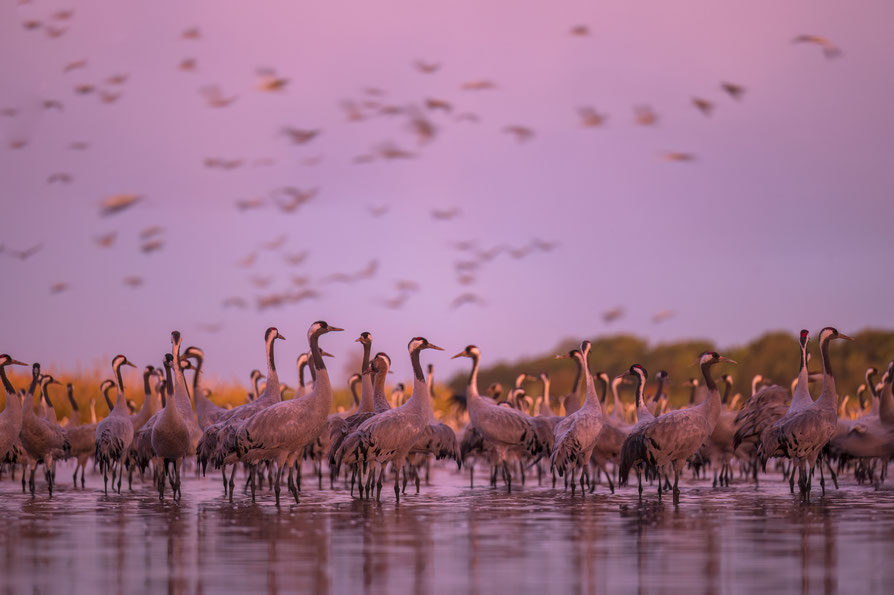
left=266, top=326, right=286, bottom=343
left=112, top=354, right=136, bottom=370
left=616, top=363, right=649, bottom=382
left=450, top=345, right=480, bottom=359
left=818, top=327, right=854, bottom=343
left=698, top=351, right=737, bottom=367
left=408, top=337, right=444, bottom=353
left=0, top=354, right=27, bottom=368
left=307, top=321, right=342, bottom=340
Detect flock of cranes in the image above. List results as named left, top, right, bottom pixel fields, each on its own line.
left=1, top=322, right=891, bottom=506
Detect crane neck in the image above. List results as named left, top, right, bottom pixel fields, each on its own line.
left=164, top=364, right=174, bottom=408
left=818, top=334, right=838, bottom=408
left=309, top=330, right=325, bottom=372
left=24, top=368, right=40, bottom=417
left=612, top=376, right=625, bottom=414
left=0, top=366, right=16, bottom=396
left=466, top=353, right=480, bottom=399
left=298, top=358, right=308, bottom=388
left=373, top=368, right=391, bottom=413
left=192, top=357, right=203, bottom=399
left=358, top=350, right=374, bottom=413
left=634, top=374, right=646, bottom=410
left=113, top=360, right=129, bottom=413
left=572, top=356, right=583, bottom=395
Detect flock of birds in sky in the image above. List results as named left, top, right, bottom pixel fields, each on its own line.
left=1, top=7, right=845, bottom=331
left=1, top=320, right=892, bottom=506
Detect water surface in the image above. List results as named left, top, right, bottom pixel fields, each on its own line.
left=1, top=463, right=893, bottom=594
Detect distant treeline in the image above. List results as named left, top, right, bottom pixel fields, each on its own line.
left=445, top=329, right=894, bottom=408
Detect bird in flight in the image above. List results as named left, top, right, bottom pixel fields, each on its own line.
left=101, top=194, right=142, bottom=216
left=200, top=85, right=237, bottom=108
left=692, top=97, right=714, bottom=116
left=570, top=25, right=589, bottom=36
left=281, top=127, right=320, bottom=145
left=414, top=60, right=441, bottom=74
left=793, top=35, right=842, bottom=59
left=8, top=243, right=44, bottom=260
left=503, top=125, right=534, bottom=143
left=634, top=105, right=658, bottom=126
left=662, top=152, right=695, bottom=162
left=721, top=82, right=745, bottom=100
left=578, top=107, right=607, bottom=128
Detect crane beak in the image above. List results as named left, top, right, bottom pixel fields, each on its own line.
left=718, top=356, right=737, bottom=364
left=321, top=350, right=335, bottom=358
left=10, top=359, right=27, bottom=366
left=354, top=337, right=362, bottom=342
left=427, top=344, right=445, bottom=351
left=125, top=359, right=137, bottom=368
left=614, top=372, right=631, bottom=380
left=450, top=352, right=466, bottom=359
left=276, top=332, right=286, bottom=340
left=838, top=333, right=855, bottom=341
left=327, top=326, right=344, bottom=332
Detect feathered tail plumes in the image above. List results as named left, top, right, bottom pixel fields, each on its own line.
left=618, top=428, right=648, bottom=486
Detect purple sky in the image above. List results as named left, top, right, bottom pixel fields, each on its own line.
left=2, top=0, right=893, bottom=387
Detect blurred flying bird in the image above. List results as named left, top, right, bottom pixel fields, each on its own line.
left=256, top=68, right=289, bottom=92
left=236, top=197, right=265, bottom=211
left=602, top=307, right=624, bottom=323
left=50, top=282, right=69, bottom=294
left=452, top=293, right=486, bottom=308
left=94, top=232, right=116, bottom=248
left=570, top=25, right=589, bottom=36
left=414, top=60, right=441, bottom=74
left=222, top=297, right=248, bottom=308
left=432, top=207, right=461, bottom=221
left=69, top=141, right=89, bottom=150
left=425, top=98, right=452, bottom=112
left=340, top=100, right=365, bottom=121
left=99, top=91, right=121, bottom=104
left=52, top=9, right=74, bottom=20
left=408, top=109, right=437, bottom=144
left=200, top=85, right=237, bottom=108
left=8, top=243, right=43, bottom=260
left=63, top=59, right=87, bottom=73
left=457, top=274, right=476, bottom=285
left=45, top=26, right=67, bottom=38
left=22, top=20, right=41, bottom=30
left=275, top=186, right=317, bottom=213
left=43, top=99, right=64, bottom=111
left=793, top=35, right=842, bottom=59
left=284, top=251, right=309, bottom=266
left=653, top=309, right=674, bottom=323
left=461, top=80, right=496, bottom=91
left=395, top=280, right=420, bottom=293
left=1, top=108, right=17, bottom=117
left=251, top=276, right=273, bottom=289
left=8, top=139, right=28, bottom=149
left=281, top=127, right=320, bottom=144
left=261, top=235, right=287, bottom=251
left=100, top=194, right=142, bottom=216
left=662, top=152, right=695, bottom=162
left=179, top=58, right=197, bottom=72
left=578, top=107, right=607, bottom=127
left=291, top=275, right=309, bottom=286
left=140, top=240, right=163, bottom=254
left=376, top=142, right=415, bottom=160
left=238, top=253, right=257, bottom=268
left=634, top=105, right=658, bottom=126
left=74, top=84, right=95, bottom=95
left=181, top=27, right=201, bottom=40
left=139, top=226, right=163, bottom=240
left=721, top=82, right=745, bottom=100
left=123, top=276, right=143, bottom=288
left=531, top=238, right=557, bottom=251
left=382, top=293, right=410, bottom=309
left=692, top=97, right=714, bottom=116
left=47, top=172, right=72, bottom=184
left=503, top=125, right=534, bottom=143
left=368, top=204, right=390, bottom=217
left=106, top=74, right=128, bottom=85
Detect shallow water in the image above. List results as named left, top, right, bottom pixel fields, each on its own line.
left=1, top=463, right=894, bottom=594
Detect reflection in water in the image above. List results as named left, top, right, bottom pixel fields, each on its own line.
left=2, top=464, right=894, bottom=594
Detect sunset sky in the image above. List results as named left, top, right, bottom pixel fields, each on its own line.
left=2, top=0, right=893, bottom=386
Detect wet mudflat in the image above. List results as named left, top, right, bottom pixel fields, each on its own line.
left=1, top=464, right=894, bottom=595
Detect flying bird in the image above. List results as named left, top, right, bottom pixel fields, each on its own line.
left=414, top=60, right=441, bottom=74
left=376, top=142, right=415, bottom=160
left=634, top=105, right=658, bottom=126
left=261, top=235, right=287, bottom=251
left=100, top=194, right=142, bottom=216
left=179, top=58, right=197, bottom=72
left=106, top=73, right=128, bottom=85
left=461, top=80, right=496, bottom=91
left=578, top=107, right=607, bottom=127
left=432, top=207, right=461, bottom=221
left=793, top=35, right=842, bottom=59
left=140, top=240, right=163, bottom=254
left=602, top=307, right=624, bottom=323
left=94, top=232, right=116, bottom=248
left=425, top=98, right=452, bottom=113
left=123, top=276, right=143, bottom=288
left=50, top=282, right=69, bottom=294
left=139, top=226, right=163, bottom=240
left=236, top=198, right=265, bottom=211
left=281, top=127, right=320, bottom=144
left=721, top=82, right=746, bottom=100
left=692, top=97, right=714, bottom=116
left=200, top=85, right=237, bottom=108
left=368, top=204, right=389, bottom=218
left=43, top=99, right=64, bottom=111
left=451, top=293, right=486, bottom=308
left=503, top=125, right=534, bottom=143
left=74, top=84, right=95, bottom=95
left=652, top=309, right=674, bottom=323
left=662, top=152, right=695, bottom=162
left=256, top=68, right=289, bottom=92
left=275, top=187, right=318, bottom=213
left=570, top=25, right=589, bottom=36
left=284, top=251, right=309, bottom=266
left=181, top=27, right=201, bottom=40
left=63, top=59, right=87, bottom=73
left=47, top=172, right=72, bottom=184
left=8, top=243, right=43, bottom=260
left=99, top=91, right=121, bottom=104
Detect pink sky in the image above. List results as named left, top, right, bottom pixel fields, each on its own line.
left=2, top=0, right=893, bottom=386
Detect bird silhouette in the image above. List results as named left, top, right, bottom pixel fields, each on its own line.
left=578, top=107, right=608, bottom=127
left=692, top=97, right=714, bottom=116
left=281, top=127, right=320, bottom=144
left=200, top=85, right=237, bottom=108
left=570, top=25, right=589, bottom=36
left=100, top=194, right=142, bottom=216
left=793, top=35, right=842, bottom=59
left=414, top=60, right=441, bottom=74
left=503, top=125, right=534, bottom=143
